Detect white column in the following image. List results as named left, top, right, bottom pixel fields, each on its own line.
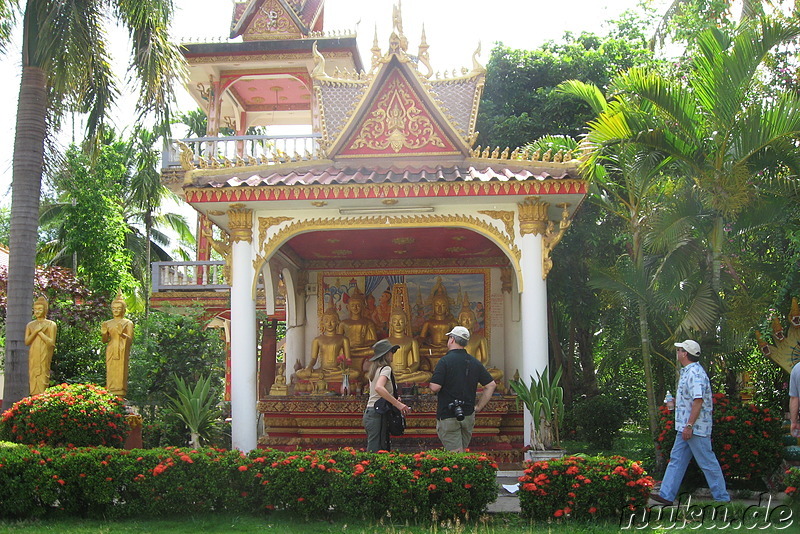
left=228, top=207, right=257, bottom=452
left=518, top=232, right=548, bottom=446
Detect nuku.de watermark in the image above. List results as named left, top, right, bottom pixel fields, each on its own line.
left=620, top=493, right=794, bottom=530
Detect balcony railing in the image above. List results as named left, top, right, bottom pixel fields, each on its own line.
left=162, top=134, right=323, bottom=169
left=152, top=261, right=229, bottom=292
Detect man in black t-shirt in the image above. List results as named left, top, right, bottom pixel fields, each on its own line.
left=429, top=326, right=497, bottom=451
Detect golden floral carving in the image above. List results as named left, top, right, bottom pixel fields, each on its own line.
left=542, top=203, right=572, bottom=280
left=258, top=216, right=294, bottom=249
left=228, top=205, right=253, bottom=243
left=478, top=210, right=515, bottom=239
left=350, top=76, right=446, bottom=153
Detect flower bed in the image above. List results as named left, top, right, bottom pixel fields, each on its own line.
left=518, top=455, right=653, bottom=519
left=0, top=444, right=497, bottom=522
left=656, top=394, right=783, bottom=483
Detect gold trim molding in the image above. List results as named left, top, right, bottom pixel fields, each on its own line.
left=478, top=210, right=515, bottom=239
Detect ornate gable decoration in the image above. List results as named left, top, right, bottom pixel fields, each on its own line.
left=232, top=0, right=306, bottom=41
left=339, top=67, right=458, bottom=157
left=311, top=3, right=485, bottom=160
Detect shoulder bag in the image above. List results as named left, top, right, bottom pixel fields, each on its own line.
left=374, top=367, right=406, bottom=436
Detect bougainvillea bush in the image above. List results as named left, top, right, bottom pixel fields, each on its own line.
left=518, top=455, right=653, bottom=520
left=0, top=445, right=497, bottom=521
left=0, top=383, right=128, bottom=447
left=656, top=394, right=783, bottom=483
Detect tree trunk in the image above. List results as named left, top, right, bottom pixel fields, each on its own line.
left=4, top=66, right=49, bottom=407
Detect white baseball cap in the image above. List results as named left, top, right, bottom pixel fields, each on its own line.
left=446, top=326, right=471, bottom=341
left=674, top=340, right=701, bottom=357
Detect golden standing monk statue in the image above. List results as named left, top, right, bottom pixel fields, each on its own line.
left=297, top=307, right=358, bottom=382
left=25, top=296, right=57, bottom=396
left=102, top=294, right=134, bottom=397
left=459, top=295, right=503, bottom=383
left=387, top=308, right=431, bottom=383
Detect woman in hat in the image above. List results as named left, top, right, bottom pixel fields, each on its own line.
left=363, top=339, right=411, bottom=452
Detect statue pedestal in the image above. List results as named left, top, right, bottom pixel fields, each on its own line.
left=125, top=414, right=143, bottom=449
left=257, top=394, right=524, bottom=463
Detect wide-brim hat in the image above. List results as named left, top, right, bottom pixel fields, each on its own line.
left=370, top=339, right=400, bottom=361
left=674, top=339, right=701, bottom=357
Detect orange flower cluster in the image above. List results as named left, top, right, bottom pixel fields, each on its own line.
left=518, top=455, right=653, bottom=520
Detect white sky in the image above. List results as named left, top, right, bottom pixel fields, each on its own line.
left=0, top=0, right=647, bottom=202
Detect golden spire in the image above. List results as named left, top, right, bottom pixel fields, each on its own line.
left=418, top=24, right=432, bottom=78
left=370, top=25, right=381, bottom=71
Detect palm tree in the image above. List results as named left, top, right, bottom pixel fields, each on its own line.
left=3, top=0, right=185, bottom=406
left=559, top=79, right=720, bottom=447
left=126, top=126, right=193, bottom=314
left=576, top=18, right=800, bottom=342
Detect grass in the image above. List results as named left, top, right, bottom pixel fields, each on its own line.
left=0, top=512, right=647, bottom=533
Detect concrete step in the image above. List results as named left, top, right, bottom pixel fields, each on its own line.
left=487, top=470, right=523, bottom=513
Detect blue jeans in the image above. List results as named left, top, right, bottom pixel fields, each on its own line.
left=659, top=433, right=730, bottom=502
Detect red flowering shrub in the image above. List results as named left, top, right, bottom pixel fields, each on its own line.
left=783, top=467, right=800, bottom=502
left=0, top=446, right=497, bottom=520
left=0, top=383, right=127, bottom=448
left=656, top=394, right=783, bottom=482
left=518, top=455, right=653, bottom=519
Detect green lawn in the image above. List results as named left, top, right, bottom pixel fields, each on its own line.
left=0, top=512, right=647, bottom=533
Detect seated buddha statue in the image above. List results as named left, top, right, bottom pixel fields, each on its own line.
left=337, top=288, right=378, bottom=359
left=419, top=289, right=457, bottom=370
left=296, top=307, right=359, bottom=383
left=387, top=308, right=431, bottom=384
left=458, top=295, right=503, bottom=384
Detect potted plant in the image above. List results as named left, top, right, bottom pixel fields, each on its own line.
left=509, top=366, right=565, bottom=459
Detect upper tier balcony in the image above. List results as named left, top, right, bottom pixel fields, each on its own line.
left=161, top=134, right=323, bottom=170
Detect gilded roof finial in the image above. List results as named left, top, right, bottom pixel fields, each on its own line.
left=370, top=25, right=381, bottom=71
left=471, top=41, right=486, bottom=75
left=418, top=24, right=433, bottom=78
left=392, top=1, right=408, bottom=52
left=311, top=41, right=328, bottom=80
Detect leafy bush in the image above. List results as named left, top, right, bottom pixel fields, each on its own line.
left=518, top=455, right=653, bottom=519
left=127, top=309, right=225, bottom=408
left=570, top=394, right=626, bottom=449
left=0, top=446, right=498, bottom=522
left=784, top=466, right=800, bottom=501
left=0, top=383, right=128, bottom=447
left=656, top=394, right=783, bottom=484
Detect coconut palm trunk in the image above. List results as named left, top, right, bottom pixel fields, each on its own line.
left=5, top=66, right=48, bottom=404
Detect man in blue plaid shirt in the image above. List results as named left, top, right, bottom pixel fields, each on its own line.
left=650, top=340, right=730, bottom=506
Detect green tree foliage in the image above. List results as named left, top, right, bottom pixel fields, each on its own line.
left=0, top=205, right=9, bottom=246
left=476, top=13, right=656, bottom=150
left=127, top=309, right=225, bottom=409
left=55, top=141, right=137, bottom=298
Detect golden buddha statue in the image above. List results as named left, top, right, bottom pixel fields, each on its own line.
left=25, top=296, right=57, bottom=396
left=337, top=288, right=378, bottom=354
left=387, top=308, right=431, bottom=384
left=101, top=293, right=134, bottom=397
left=458, top=295, right=503, bottom=384
left=297, top=307, right=359, bottom=383
left=419, top=278, right=457, bottom=370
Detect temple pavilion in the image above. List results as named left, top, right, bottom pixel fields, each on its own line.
left=156, top=0, right=588, bottom=455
